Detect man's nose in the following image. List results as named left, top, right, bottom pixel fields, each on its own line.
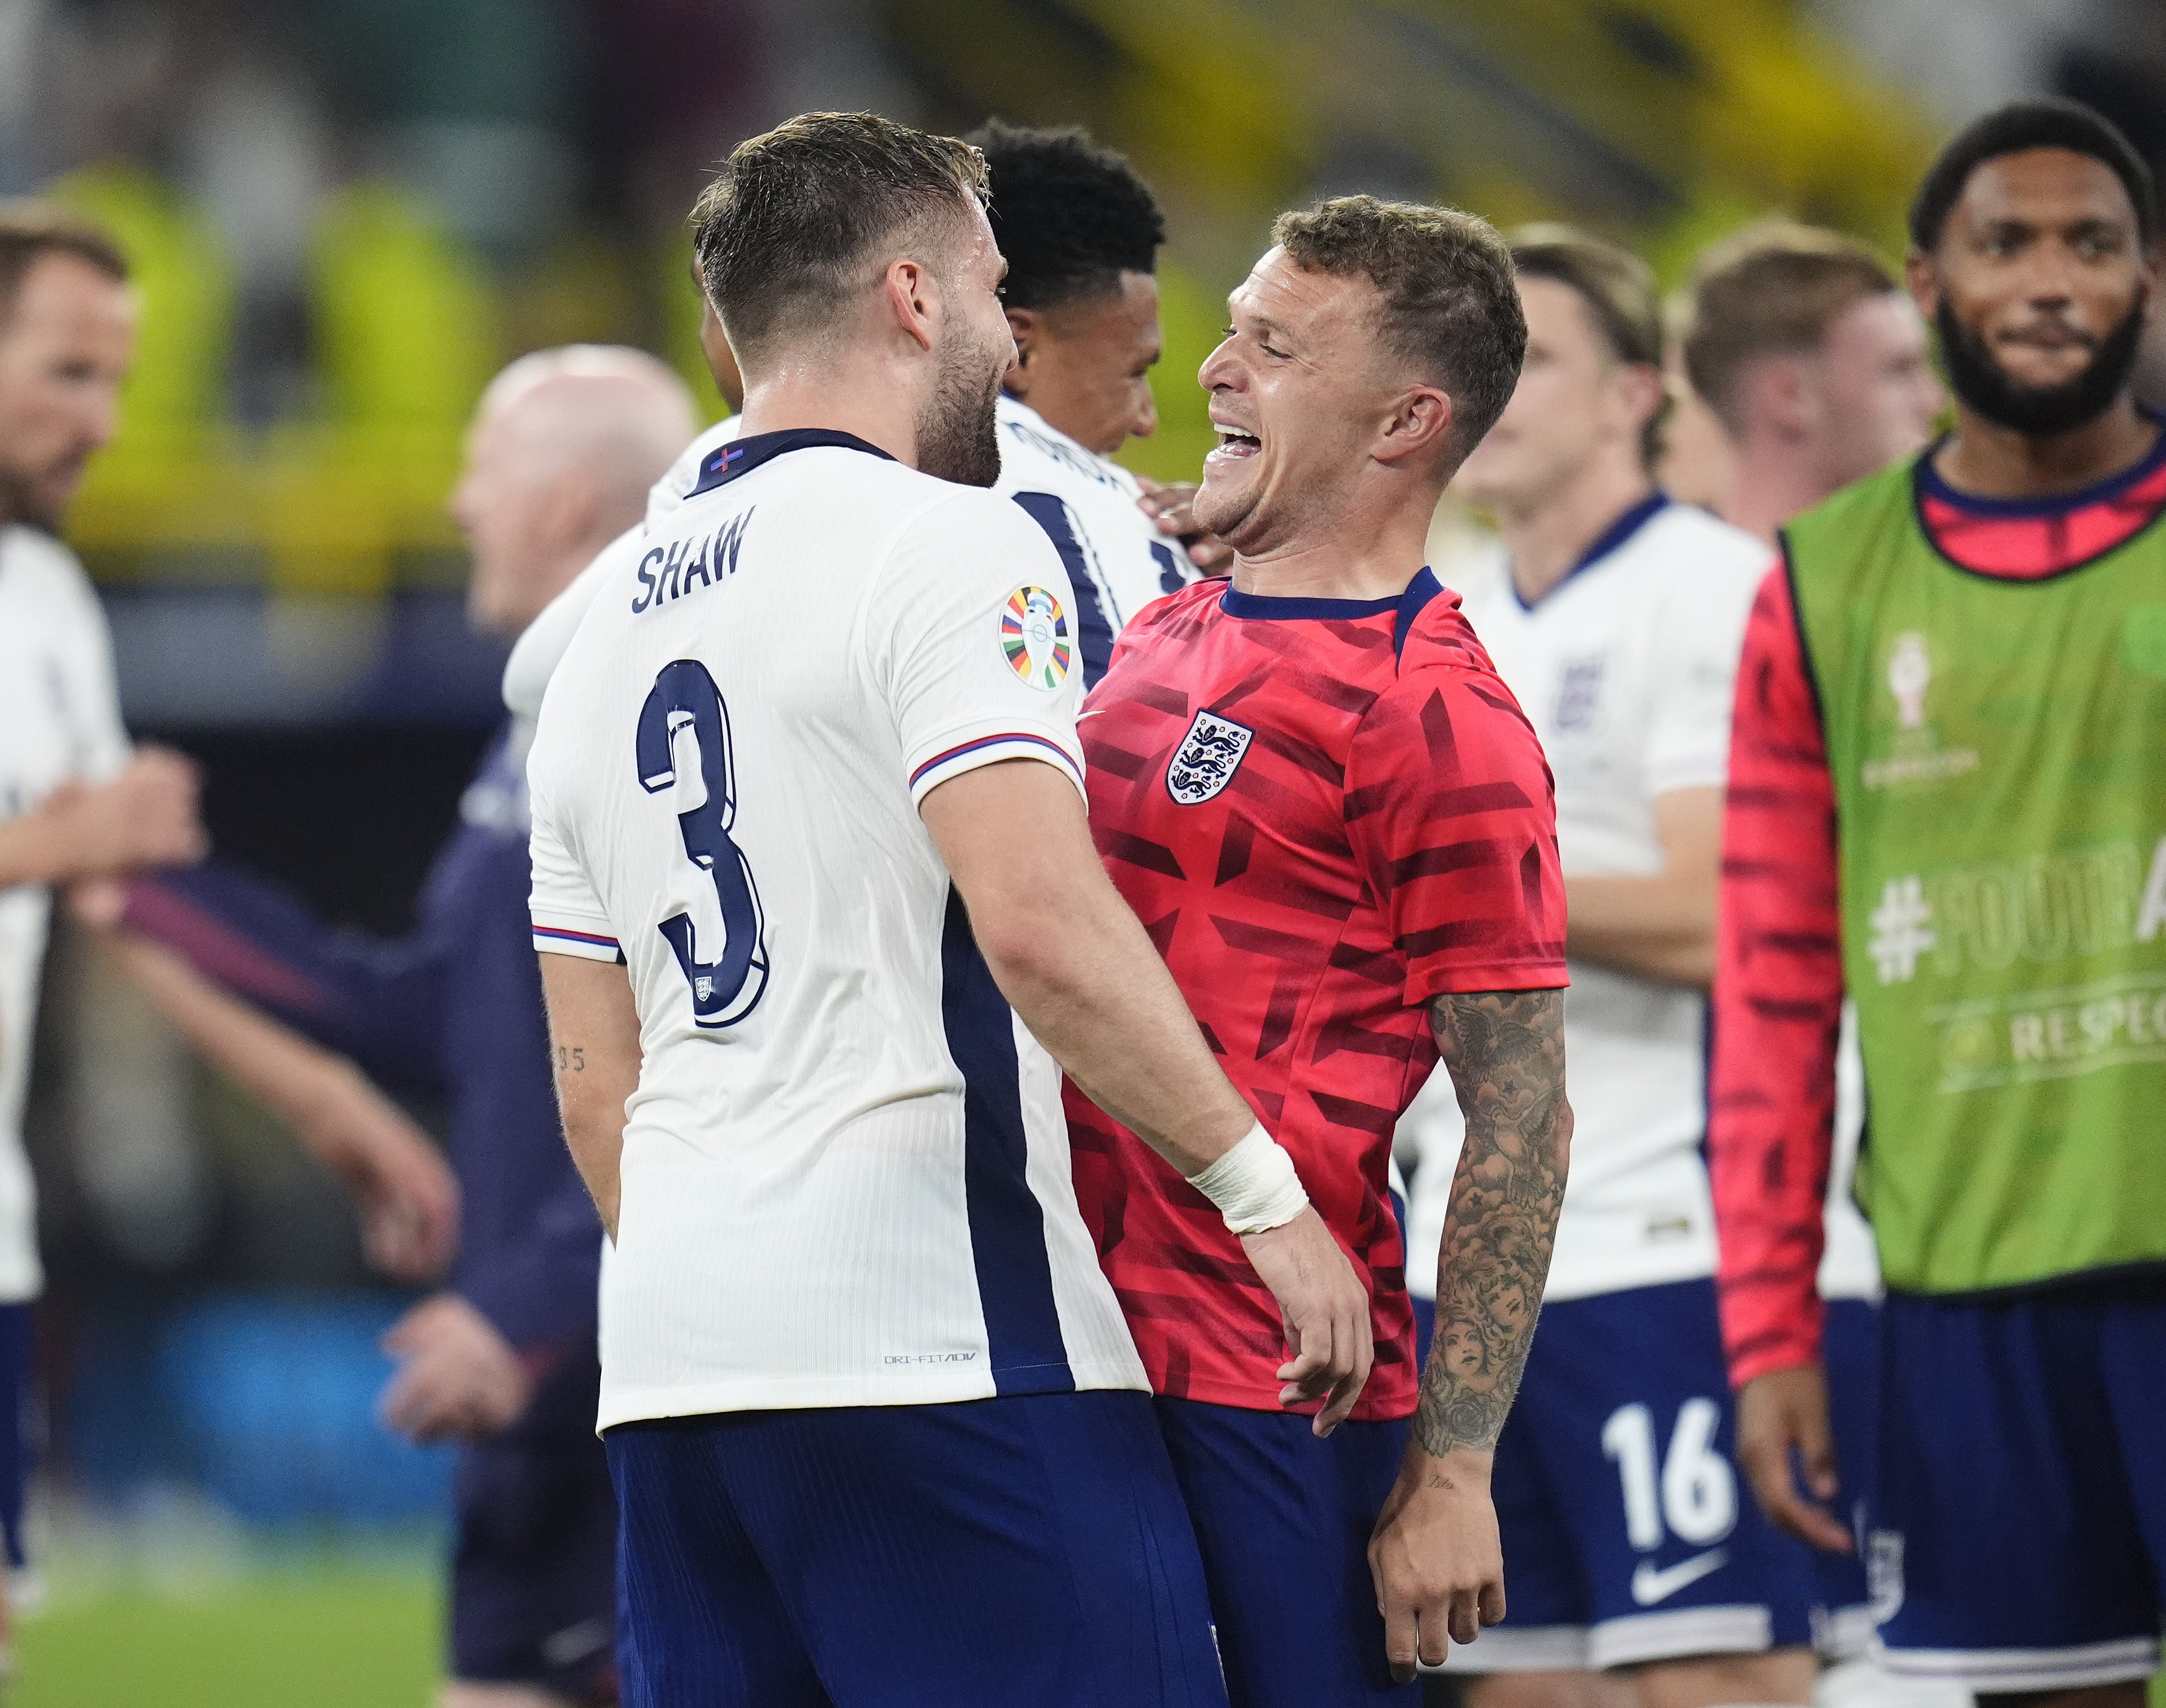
left=1131, top=386, right=1159, bottom=441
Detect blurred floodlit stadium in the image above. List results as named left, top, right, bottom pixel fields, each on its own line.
left=6, top=1, right=2165, bottom=1702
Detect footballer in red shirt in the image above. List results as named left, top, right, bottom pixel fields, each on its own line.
left=1066, top=199, right=1572, bottom=1705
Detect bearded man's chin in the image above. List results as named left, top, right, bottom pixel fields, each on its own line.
left=1938, top=295, right=2146, bottom=437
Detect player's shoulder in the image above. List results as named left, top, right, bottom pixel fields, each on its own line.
left=879, top=469, right=1061, bottom=565
left=994, top=395, right=1142, bottom=502
left=647, top=415, right=740, bottom=522
left=0, top=525, right=103, bottom=626
left=1631, top=500, right=1772, bottom=585
left=1393, top=573, right=1510, bottom=683
left=1376, top=577, right=1540, bottom=743
left=0, top=523, right=93, bottom=592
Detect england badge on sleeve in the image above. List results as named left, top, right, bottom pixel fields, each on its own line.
left=1165, top=709, right=1254, bottom=805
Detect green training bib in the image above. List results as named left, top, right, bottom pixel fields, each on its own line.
left=1785, top=459, right=2166, bottom=1295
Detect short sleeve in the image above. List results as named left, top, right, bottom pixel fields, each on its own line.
left=528, top=778, right=622, bottom=964
left=1643, top=561, right=1761, bottom=799
left=45, top=547, right=129, bottom=782
left=872, top=491, right=1089, bottom=807
left=1346, top=664, right=1568, bottom=1004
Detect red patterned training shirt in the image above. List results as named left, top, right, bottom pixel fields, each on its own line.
left=1065, top=569, right=1568, bottom=1420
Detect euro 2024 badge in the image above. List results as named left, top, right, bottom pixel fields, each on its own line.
left=1861, top=629, right=1978, bottom=790
left=1002, top=586, right=1072, bottom=691
left=1166, top=709, right=1255, bottom=805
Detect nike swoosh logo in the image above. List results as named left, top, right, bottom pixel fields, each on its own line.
left=1630, top=1549, right=1728, bottom=1606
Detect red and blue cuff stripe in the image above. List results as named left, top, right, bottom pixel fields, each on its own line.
left=532, top=924, right=625, bottom=963
left=909, top=732, right=1082, bottom=794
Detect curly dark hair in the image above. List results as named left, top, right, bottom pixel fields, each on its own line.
left=964, top=119, right=1165, bottom=310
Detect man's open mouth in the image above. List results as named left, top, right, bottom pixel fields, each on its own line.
left=1211, top=427, right=1261, bottom=458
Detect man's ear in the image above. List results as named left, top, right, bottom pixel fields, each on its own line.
left=1003, top=306, right=1040, bottom=392
left=883, top=257, right=939, bottom=354
left=1904, top=248, right=1940, bottom=325
left=1752, top=356, right=1815, bottom=438
left=1376, top=385, right=1455, bottom=466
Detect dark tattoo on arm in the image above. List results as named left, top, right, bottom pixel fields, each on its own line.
left=1417, top=988, right=1570, bottom=1460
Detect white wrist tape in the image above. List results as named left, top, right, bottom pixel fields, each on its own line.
left=1188, top=1122, right=1310, bottom=1235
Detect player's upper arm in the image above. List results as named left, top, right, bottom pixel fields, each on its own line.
left=43, top=544, right=131, bottom=781
left=1347, top=665, right=1568, bottom=1005
left=1644, top=557, right=1761, bottom=799
left=527, top=774, right=622, bottom=966
left=872, top=490, right=1090, bottom=809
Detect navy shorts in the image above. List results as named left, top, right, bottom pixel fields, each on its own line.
left=1417, top=1279, right=1816, bottom=1672
left=1869, top=1280, right=2166, bottom=1692
left=449, top=1337, right=617, bottom=1702
left=607, top=1388, right=1225, bottom=1708
left=0, top=1304, right=31, bottom=1571
left=1812, top=1297, right=1879, bottom=1659
left=1153, top=1395, right=1419, bottom=1708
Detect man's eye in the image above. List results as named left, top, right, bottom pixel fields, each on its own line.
left=1221, top=325, right=1237, bottom=339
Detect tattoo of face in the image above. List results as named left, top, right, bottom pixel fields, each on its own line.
left=1416, top=988, right=1570, bottom=1459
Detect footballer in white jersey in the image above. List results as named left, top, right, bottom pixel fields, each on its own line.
left=529, top=432, right=1146, bottom=1422
left=0, top=526, right=131, bottom=1305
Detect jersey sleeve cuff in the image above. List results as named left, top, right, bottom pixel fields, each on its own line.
left=1647, top=754, right=1731, bottom=798
left=906, top=722, right=1086, bottom=808
left=531, top=915, right=626, bottom=963
left=1403, top=962, right=1569, bottom=1007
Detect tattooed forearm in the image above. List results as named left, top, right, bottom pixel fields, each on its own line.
left=1416, top=988, right=1571, bottom=1459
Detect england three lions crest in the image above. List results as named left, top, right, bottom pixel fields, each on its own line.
left=1165, top=709, right=1254, bottom=805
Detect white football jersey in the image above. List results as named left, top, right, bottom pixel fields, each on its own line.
left=1406, top=498, right=1762, bottom=1302
left=0, top=528, right=131, bottom=1303
left=504, top=396, right=1195, bottom=718
left=527, top=430, right=1147, bottom=1427
left=992, top=394, right=1190, bottom=681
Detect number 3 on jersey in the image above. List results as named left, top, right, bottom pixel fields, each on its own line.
left=635, top=659, right=769, bottom=1027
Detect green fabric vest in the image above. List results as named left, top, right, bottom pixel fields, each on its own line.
left=1784, top=458, right=2166, bottom=1295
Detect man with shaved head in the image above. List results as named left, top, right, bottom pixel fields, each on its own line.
left=105, top=345, right=697, bottom=1708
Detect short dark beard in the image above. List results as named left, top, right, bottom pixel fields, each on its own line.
left=1936, top=293, right=2145, bottom=436
left=915, top=326, right=1003, bottom=488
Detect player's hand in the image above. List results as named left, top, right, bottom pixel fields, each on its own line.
left=1736, top=1362, right=1852, bottom=1553
left=1238, top=1206, right=1373, bottom=1435
left=1134, top=477, right=1234, bottom=574
left=379, top=1292, right=531, bottom=1443
left=45, top=747, right=210, bottom=877
left=1368, top=1444, right=1504, bottom=1681
left=302, top=1063, right=461, bottom=1283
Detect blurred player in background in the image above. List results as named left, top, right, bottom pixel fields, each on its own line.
left=1678, top=226, right=1952, bottom=1707
left=968, top=117, right=1216, bottom=677
left=1712, top=98, right=2166, bottom=1705
left=97, top=345, right=696, bottom=1708
left=1685, top=226, right=1946, bottom=551
left=1069, top=196, right=1570, bottom=1705
left=0, top=202, right=208, bottom=1655
left=1408, top=226, right=1817, bottom=1708
left=503, top=117, right=1226, bottom=717
left=530, top=112, right=1367, bottom=1708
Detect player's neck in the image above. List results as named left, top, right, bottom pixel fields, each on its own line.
left=1498, top=459, right=1655, bottom=607
left=1933, top=395, right=2158, bottom=501
left=737, top=364, right=922, bottom=470
left=1228, top=504, right=1433, bottom=602
left=1721, top=438, right=1830, bottom=547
